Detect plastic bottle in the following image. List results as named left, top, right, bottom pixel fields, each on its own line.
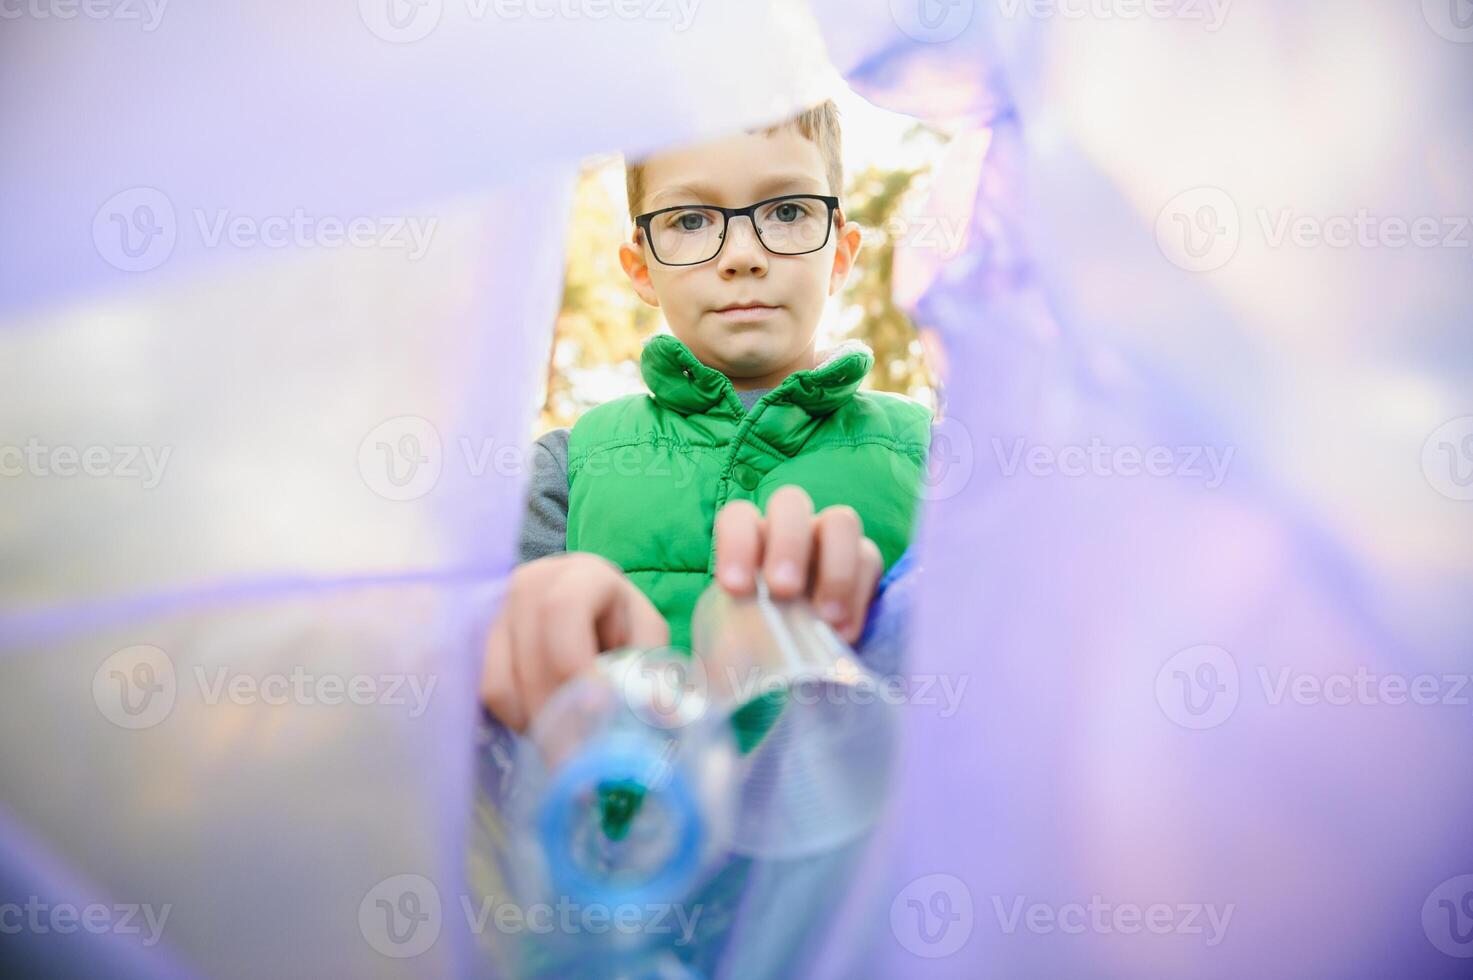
left=688, top=576, right=899, bottom=861
left=505, top=646, right=737, bottom=914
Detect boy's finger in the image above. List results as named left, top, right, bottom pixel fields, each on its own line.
left=713, top=499, right=762, bottom=594
left=480, top=612, right=527, bottom=732
left=508, top=570, right=561, bottom=720
left=599, top=582, right=672, bottom=652
left=761, top=484, right=815, bottom=600
left=811, top=505, right=862, bottom=629
left=534, top=561, right=630, bottom=709
left=839, top=537, right=885, bottom=646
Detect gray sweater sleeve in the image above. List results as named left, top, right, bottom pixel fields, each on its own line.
left=516, top=428, right=570, bottom=564
left=516, top=389, right=771, bottom=566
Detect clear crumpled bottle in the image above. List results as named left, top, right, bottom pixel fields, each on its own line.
left=688, top=575, right=900, bottom=861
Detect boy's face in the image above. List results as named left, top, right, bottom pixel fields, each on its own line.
left=619, top=126, right=862, bottom=390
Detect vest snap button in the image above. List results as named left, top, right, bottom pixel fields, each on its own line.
left=733, top=464, right=760, bottom=491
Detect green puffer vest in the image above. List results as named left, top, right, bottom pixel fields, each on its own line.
left=566, top=333, right=932, bottom=654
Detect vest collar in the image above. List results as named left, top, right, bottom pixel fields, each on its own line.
left=640, top=333, right=873, bottom=418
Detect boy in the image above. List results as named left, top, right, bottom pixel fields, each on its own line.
left=481, top=99, right=932, bottom=731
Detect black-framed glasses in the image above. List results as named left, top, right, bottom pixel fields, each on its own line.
left=634, top=194, right=841, bottom=266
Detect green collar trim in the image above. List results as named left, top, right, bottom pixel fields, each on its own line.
left=639, top=333, right=873, bottom=418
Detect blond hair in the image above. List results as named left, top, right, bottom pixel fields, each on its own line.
left=625, top=100, right=843, bottom=218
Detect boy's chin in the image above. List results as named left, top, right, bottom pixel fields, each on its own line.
left=707, top=331, right=785, bottom=371
left=676, top=318, right=808, bottom=377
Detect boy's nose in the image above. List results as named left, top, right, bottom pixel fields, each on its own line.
left=717, top=215, right=769, bottom=277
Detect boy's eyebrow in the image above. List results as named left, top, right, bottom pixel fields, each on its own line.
left=647, top=174, right=827, bottom=207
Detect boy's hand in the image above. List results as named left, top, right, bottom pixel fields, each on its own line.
left=480, top=552, right=669, bottom=732
left=713, top=485, right=883, bottom=646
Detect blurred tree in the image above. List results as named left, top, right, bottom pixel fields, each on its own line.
left=840, top=143, right=941, bottom=404
left=538, top=153, right=662, bottom=432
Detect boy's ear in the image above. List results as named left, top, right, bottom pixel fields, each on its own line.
left=619, top=234, right=661, bottom=309
left=827, top=215, right=863, bottom=296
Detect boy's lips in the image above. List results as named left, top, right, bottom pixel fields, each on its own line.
left=712, top=303, right=781, bottom=323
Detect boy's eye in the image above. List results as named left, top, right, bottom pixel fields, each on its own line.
left=662, top=209, right=717, bottom=234
left=772, top=201, right=805, bottom=223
